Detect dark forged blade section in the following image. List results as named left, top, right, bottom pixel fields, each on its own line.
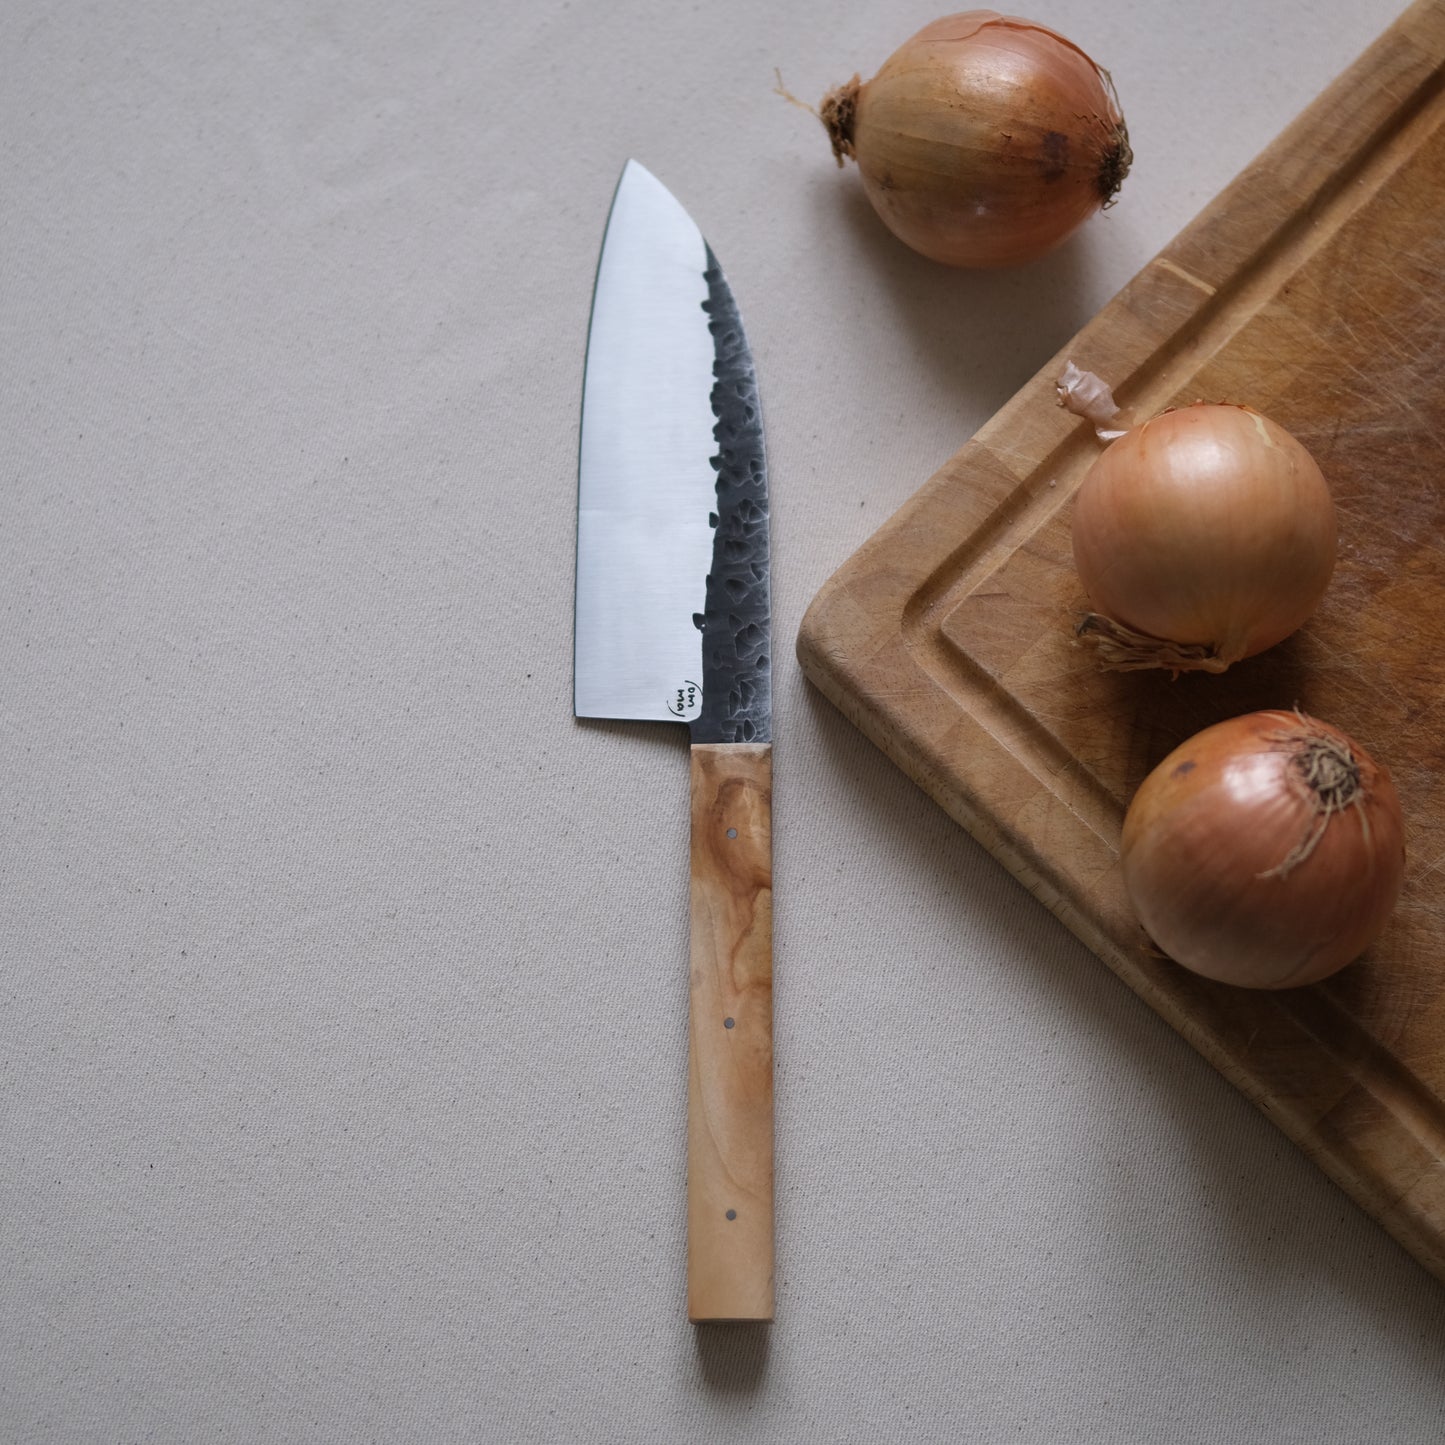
left=692, top=248, right=771, bottom=746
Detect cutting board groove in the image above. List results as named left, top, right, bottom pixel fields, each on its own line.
left=798, top=0, right=1445, bottom=1283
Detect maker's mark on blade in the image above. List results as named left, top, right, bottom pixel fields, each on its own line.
left=692, top=245, right=771, bottom=747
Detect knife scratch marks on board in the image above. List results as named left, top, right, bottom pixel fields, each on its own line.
left=1153, top=257, right=1217, bottom=296
left=1408, top=849, right=1445, bottom=885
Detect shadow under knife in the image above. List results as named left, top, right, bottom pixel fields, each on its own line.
left=693, top=1320, right=771, bottom=1392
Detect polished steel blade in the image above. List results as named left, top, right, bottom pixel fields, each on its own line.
left=574, top=160, right=770, bottom=744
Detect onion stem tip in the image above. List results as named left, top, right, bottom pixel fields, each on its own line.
left=774, top=69, right=820, bottom=120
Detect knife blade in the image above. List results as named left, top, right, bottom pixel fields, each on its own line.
left=575, top=160, right=774, bottom=1323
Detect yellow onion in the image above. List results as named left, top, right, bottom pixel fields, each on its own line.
left=1071, top=403, right=1338, bottom=674
left=1121, top=711, right=1405, bottom=989
left=820, top=11, right=1131, bottom=268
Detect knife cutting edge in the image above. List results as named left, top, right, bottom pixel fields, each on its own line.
left=574, top=160, right=774, bottom=1322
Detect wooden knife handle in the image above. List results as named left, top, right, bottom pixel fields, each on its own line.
left=686, top=741, right=774, bottom=1322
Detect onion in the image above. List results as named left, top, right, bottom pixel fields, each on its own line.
left=820, top=12, right=1131, bottom=268
left=1071, top=403, right=1338, bottom=674
left=1121, top=711, right=1405, bottom=989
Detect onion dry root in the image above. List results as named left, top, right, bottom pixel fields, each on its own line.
left=822, top=11, right=1131, bottom=268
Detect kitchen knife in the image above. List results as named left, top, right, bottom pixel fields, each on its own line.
left=574, top=160, right=773, bottom=1323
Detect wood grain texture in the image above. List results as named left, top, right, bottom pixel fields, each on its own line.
left=797, top=0, right=1445, bottom=1284
left=687, top=742, right=774, bottom=1322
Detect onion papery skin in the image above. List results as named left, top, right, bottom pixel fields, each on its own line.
left=1071, top=404, right=1338, bottom=673
left=822, top=12, right=1131, bottom=268
left=1121, top=712, right=1405, bottom=990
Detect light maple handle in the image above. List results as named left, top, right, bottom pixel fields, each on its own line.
left=687, top=741, right=774, bottom=1323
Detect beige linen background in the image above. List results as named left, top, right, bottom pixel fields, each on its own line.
left=4, top=0, right=1443, bottom=1440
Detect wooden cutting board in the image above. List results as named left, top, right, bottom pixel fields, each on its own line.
left=797, top=0, right=1445, bottom=1283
